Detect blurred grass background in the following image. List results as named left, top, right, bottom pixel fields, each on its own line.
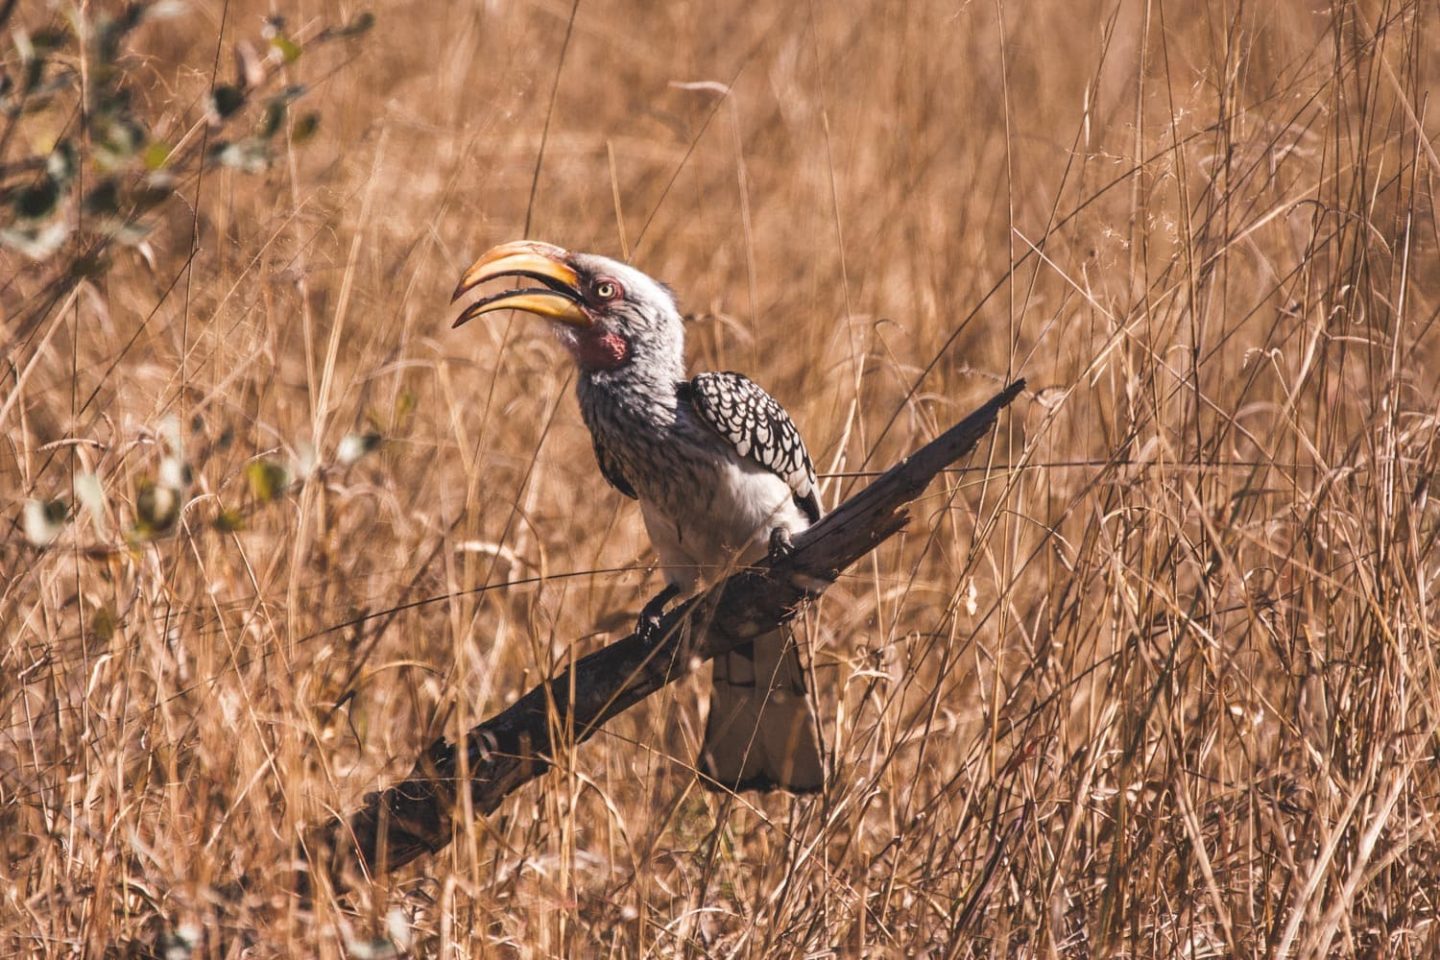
left=3, top=0, right=1439, bottom=955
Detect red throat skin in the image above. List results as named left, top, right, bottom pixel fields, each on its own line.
left=572, top=329, right=630, bottom=371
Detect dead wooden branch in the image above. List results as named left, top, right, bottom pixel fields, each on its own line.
left=303, top=380, right=1024, bottom=887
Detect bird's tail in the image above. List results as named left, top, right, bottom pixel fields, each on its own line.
left=698, top=628, right=826, bottom=793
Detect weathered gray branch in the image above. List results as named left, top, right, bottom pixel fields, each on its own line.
left=303, top=380, right=1024, bottom=886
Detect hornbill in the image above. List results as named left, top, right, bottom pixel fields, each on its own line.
left=452, top=240, right=826, bottom=793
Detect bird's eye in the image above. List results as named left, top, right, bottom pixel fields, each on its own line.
left=594, top=280, right=620, bottom=300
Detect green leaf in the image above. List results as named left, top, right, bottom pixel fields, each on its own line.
left=142, top=141, right=172, bottom=170
left=270, top=35, right=302, bottom=64
left=246, top=459, right=289, bottom=502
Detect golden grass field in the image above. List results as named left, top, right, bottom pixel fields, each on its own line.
left=4, top=0, right=1440, bottom=955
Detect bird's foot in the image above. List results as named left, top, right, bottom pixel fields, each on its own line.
left=768, top=527, right=796, bottom=562
left=636, top=584, right=680, bottom=645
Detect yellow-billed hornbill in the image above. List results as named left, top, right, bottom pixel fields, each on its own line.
left=452, top=241, right=826, bottom=793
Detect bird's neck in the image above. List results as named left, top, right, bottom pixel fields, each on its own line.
left=577, top=355, right=684, bottom=436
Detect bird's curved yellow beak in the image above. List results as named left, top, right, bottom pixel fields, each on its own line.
left=450, top=240, right=591, bottom=328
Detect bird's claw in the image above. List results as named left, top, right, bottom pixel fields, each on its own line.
left=636, top=608, right=665, bottom=645
left=768, top=527, right=796, bottom=562
left=635, top=584, right=680, bottom=645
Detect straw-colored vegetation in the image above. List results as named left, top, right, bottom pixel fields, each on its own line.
left=4, top=0, right=1438, bottom=955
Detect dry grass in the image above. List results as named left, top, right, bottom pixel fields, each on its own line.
left=4, top=0, right=1440, bottom=955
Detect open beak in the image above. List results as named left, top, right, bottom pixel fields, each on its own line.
left=450, top=240, right=591, bottom=328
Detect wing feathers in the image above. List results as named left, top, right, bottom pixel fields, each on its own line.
left=683, top=372, right=820, bottom=522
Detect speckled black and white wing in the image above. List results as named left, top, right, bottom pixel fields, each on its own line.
left=682, top=371, right=821, bottom=523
